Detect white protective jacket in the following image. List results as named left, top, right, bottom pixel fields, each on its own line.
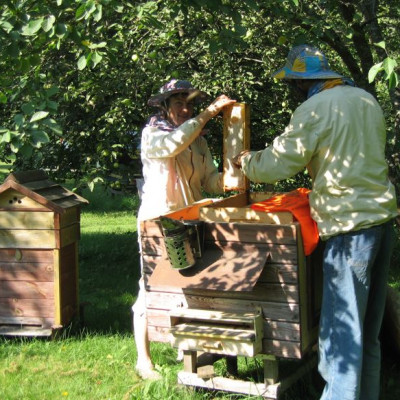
left=241, top=85, right=398, bottom=239
left=138, top=118, right=222, bottom=221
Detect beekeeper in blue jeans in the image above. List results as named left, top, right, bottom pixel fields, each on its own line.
left=233, top=45, right=398, bottom=400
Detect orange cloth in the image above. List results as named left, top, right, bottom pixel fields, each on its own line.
left=251, top=188, right=319, bottom=256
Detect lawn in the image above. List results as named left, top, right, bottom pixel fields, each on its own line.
left=0, top=170, right=399, bottom=400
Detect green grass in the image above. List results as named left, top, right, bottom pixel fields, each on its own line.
left=0, top=181, right=399, bottom=400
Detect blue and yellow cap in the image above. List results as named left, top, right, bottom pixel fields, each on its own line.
left=273, top=45, right=343, bottom=80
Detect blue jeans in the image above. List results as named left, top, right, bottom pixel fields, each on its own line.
left=318, top=221, right=395, bottom=400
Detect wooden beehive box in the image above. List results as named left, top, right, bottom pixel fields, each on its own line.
left=0, top=170, right=88, bottom=336
left=140, top=191, right=323, bottom=360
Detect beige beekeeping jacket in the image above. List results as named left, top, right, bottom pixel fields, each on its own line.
left=138, top=118, right=222, bottom=222
left=241, top=85, right=398, bottom=239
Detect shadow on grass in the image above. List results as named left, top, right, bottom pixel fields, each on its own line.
left=77, top=229, right=141, bottom=335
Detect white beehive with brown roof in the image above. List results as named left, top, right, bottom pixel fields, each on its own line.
left=0, top=170, right=88, bottom=336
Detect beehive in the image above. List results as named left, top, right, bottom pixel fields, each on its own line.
left=0, top=170, right=88, bottom=336
left=141, top=192, right=323, bottom=360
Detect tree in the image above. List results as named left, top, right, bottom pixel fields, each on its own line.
left=0, top=0, right=398, bottom=194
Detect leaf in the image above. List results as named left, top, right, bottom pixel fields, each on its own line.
left=56, top=23, right=67, bottom=37
left=93, top=4, right=103, bottom=21
left=90, top=42, right=107, bottom=49
left=30, top=54, right=41, bottom=66
left=21, top=18, right=44, bottom=36
left=30, top=111, right=49, bottom=122
left=91, top=51, right=103, bottom=68
left=368, top=62, right=383, bottom=83
left=374, top=41, right=386, bottom=50
left=75, top=4, right=87, bottom=21
left=0, top=92, right=7, bottom=104
left=42, top=15, right=56, bottom=32
left=0, top=21, right=14, bottom=33
left=7, top=153, right=16, bottom=162
left=30, top=130, right=50, bottom=147
left=21, top=103, right=35, bottom=114
left=46, top=86, right=59, bottom=98
left=42, top=118, right=63, bottom=135
left=77, top=55, right=87, bottom=70
left=388, top=72, right=399, bottom=90
left=19, top=144, right=34, bottom=158
left=0, top=131, right=12, bottom=143
left=278, top=36, right=287, bottom=45
left=383, top=57, right=398, bottom=78
left=14, top=114, right=24, bottom=127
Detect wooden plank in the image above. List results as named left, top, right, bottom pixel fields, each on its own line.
left=0, top=281, right=54, bottom=299
left=52, top=197, right=87, bottom=209
left=0, top=249, right=54, bottom=263
left=0, top=298, right=54, bottom=318
left=0, top=315, right=54, bottom=326
left=177, top=371, right=279, bottom=399
left=35, top=186, right=77, bottom=202
left=4, top=170, right=49, bottom=184
left=142, top=254, right=167, bottom=275
left=208, top=192, right=249, bottom=208
left=147, top=281, right=299, bottom=303
left=0, top=229, right=55, bottom=249
left=147, top=310, right=300, bottom=342
left=59, top=243, right=79, bottom=325
left=163, top=199, right=215, bottom=221
left=148, top=244, right=269, bottom=292
left=258, top=264, right=298, bottom=284
left=0, top=211, right=54, bottom=229
left=146, top=325, right=302, bottom=359
left=54, top=248, right=61, bottom=325
left=0, top=262, right=54, bottom=281
left=0, top=326, right=53, bottom=337
left=222, top=103, right=250, bottom=192
left=171, top=323, right=256, bottom=341
left=142, top=238, right=298, bottom=265
left=145, top=292, right=300, bottom=322
left=143, top=256, right=298, bottom=284
left=22, top=180, right=59, bottom=191
left=200, top=207, right=293, bottom=224
left=204, top=222, right=298, bottom=245
left=169, top=308, right=260, bottom=324
left=172, top=332, right=260, bottom=357
left=141, top=219, right=299, bottom=244
left=263, top=321, right=300, bottom=342
left=262, top=339, right=301, bottom=359
left=54, top=207, right=80, bottom=229
left=58, top=224, right=80, bottom=248
left=0, top=189, right=44, bottom=209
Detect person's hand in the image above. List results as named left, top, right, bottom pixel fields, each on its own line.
left=232, top=150, right=251, bottom=169
left=206, top=95, right=236, bottom=118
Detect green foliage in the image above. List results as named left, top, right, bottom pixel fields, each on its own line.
left=0, top=0, right=399, bottom=195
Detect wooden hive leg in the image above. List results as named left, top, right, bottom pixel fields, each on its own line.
left=263, top=356, right=279, bottom=386
left=183, top=350, right=197, bottom=373
left=226, top=355, right=238, bottom=376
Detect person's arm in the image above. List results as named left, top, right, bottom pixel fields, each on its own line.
left=233, top=105, right=319, bottom=183
left=143, top=95, right=235, bottom=159
left=198, top=138, right=223, bottom=194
